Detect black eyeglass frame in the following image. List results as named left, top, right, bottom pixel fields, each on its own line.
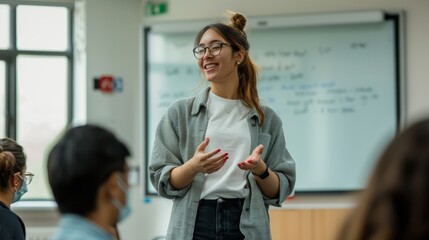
left=193, top=42, right=231, bottom=60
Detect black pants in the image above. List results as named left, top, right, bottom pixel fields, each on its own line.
left=193, top=198, right=245, bottom=240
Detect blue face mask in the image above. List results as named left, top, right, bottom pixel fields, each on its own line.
left=118, top=192, right=131, bottom=222
left=12, top=178, right=28, bottom=203
left=112, top=175, right=132, bottom=223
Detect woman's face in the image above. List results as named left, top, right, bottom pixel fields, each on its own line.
left=197, top=29, right=240, bottom=84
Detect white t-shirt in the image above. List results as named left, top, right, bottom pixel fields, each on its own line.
left=200, top=91, right=251, bottom=200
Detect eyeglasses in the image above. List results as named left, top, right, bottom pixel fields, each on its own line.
left=193, top=42, right=230, bottom=60
left=18, top=172, right=34, bottom=185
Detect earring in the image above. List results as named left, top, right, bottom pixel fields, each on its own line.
left=237, top=62, right=240, bottom=65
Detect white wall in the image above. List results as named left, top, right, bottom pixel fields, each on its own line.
left=81, top=0, right=429, bottom=239
left=84, top=0, right=172, bottom=239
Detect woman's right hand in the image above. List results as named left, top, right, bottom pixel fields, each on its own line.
left=169, top=137, right=228, bottom=190
left=189, top=137, right=229, bottom=174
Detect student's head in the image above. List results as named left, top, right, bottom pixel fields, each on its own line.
left=0, top=138, right=30, bottom=205
left=194, top=11, right=265, bottom=125
left=337, top=118, right=429, bottom=240
left=47, top=124, right=131, bottom=223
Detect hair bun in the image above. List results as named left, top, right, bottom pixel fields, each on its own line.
left=230, top=12, right=247, bottom=34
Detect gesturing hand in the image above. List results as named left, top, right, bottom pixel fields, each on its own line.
left=190, top=138, right=229, bottom=174
left=237, top=144, right=266, bottom=175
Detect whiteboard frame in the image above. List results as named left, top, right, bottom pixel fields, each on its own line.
left=142, top=10, right=405, bottom=196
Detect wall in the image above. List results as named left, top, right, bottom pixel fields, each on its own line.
left=16, top=0, right=429, bottom=240
left=83, top=0, right=171, bottom=239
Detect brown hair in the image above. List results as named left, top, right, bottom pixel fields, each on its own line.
left=0, top=138, right=26, bottom=191
left=194, top=12, right=265, bottom=125
left=337, top=118, right=429, bottom=240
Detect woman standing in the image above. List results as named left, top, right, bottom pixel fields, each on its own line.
left=150, top=12, right=295, bottom=240
left=0, top=138, right=33, bottom=240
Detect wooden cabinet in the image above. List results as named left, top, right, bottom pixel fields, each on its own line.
left=269, top=208, right=351, bottom=240
left=270, top=209, right=313, bottom=240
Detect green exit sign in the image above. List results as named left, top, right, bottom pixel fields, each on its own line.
left=147, top=2, right=168, bottom=16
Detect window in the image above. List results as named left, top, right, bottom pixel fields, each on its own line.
left=0, top=2, right=74, bottom=200
left=0, top=5, right=10, bottom=49
left=17, top=5, right=69, bottom=51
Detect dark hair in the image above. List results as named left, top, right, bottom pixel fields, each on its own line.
left=0, top=138, right=26, bottom=191
left=337, top=118, right=429, bottom=240
left=194, top=12, right=265, bottom=125
left=47, top=124, right=130, bottom=215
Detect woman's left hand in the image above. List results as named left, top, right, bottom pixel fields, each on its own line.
left=237, top=144, right=266, bottom=175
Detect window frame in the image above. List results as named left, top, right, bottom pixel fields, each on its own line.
left=0, top=0, right=74, bottom=140
left=1, top=1, right=74, bottom=203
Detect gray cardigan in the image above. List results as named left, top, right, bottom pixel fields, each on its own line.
left=149, top=87, right=296, bottom=240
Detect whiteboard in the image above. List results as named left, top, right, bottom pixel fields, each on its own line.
left=144, top=12, right=402, bottom=194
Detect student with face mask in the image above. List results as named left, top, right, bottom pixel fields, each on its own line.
left=47, top=124, right=131, bottom=240
left=0, top=138, right=33, bottom=240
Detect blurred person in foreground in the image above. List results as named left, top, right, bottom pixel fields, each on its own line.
left=47, top=125, right=131, bottom=240
left=337, top=118, right=429, bottom=240
left=0, top=138, right=33, bottom=240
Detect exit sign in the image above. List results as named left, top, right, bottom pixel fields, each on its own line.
left=147, top=2, right=168, bottom=16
